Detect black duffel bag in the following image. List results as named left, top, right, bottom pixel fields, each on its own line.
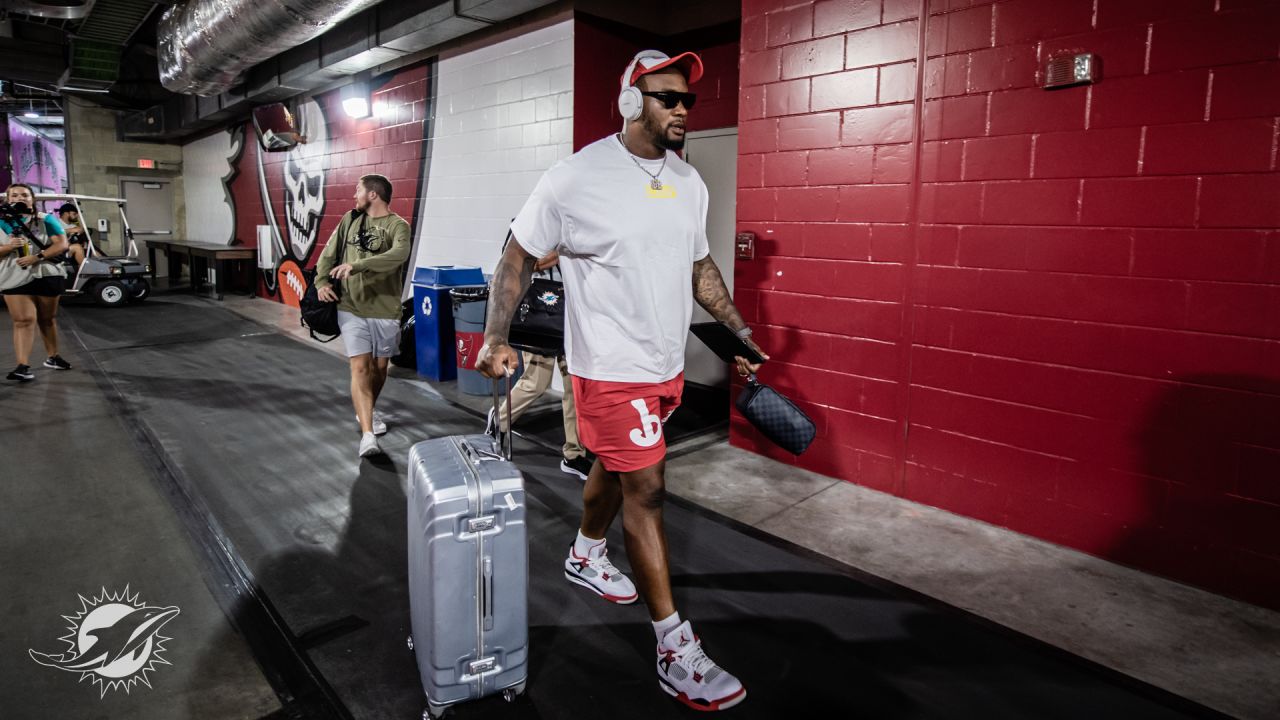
left=508, top=270, right=564, bottom=356
left=495, top=229, right=565, bottom=357
left=736, top=374, right=816, bottom=455
left=300, top=271, right=341, bottom=341
left=299, top=214, right=351, bottom=342
left=391, top=299, right=416, bottom=368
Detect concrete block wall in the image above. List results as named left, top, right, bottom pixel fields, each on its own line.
left=734, top=0, right=1280, bottom=609
left=66, top=100, right=186, bottom=246
left=412, top=19, right=575, bottom=273
left=182, top=128, right=243, bottom=246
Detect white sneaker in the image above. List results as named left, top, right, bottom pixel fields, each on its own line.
left=358, top=432, right=382, bottom=458
left=356, top=411, right=387, bottom=436
left=563, top=543, right=637, bottom=604
left=656, top=621, right=745, bottom=711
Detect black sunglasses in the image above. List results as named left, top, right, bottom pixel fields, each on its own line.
left=641, top=90, right=697, bottom=110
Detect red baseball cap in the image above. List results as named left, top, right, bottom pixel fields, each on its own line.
left=624, top=50, right=705, bottom=87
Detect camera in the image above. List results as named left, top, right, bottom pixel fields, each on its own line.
left=0, top=201, right=39, bottom=255
left=0, top=200, right=31, bottom=225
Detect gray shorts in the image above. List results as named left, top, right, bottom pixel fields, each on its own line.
left=337, top=311, right=401, bottom=358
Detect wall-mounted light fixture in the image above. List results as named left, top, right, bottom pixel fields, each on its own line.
left=341, top=79, right=370, bottom=119
left=1044, top=53, right=1097, bottom=89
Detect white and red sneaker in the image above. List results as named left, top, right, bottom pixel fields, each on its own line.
left=563, top=543, right=638, bottom=604
left=656, top=621, right=746, bottom=711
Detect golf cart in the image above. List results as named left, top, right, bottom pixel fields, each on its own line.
left=37, top=193, right=150, bottom=306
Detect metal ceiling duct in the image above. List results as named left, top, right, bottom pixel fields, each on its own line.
left=157, top=0, right=384, bottom=96
left=2, top=0, right=97, bottom=21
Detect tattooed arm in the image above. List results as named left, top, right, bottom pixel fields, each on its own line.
left=692, top=254, right=769, bottom=375
left=692, top=255, right=747, bottom=332
left=476, top=236, right=538, bottom=378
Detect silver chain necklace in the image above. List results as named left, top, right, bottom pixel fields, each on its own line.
left=617, top=133, right=666, bottom=190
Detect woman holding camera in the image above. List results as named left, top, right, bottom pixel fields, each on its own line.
left=1, top=183, right=71, bottom=382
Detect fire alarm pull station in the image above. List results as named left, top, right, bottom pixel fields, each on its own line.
left=735, top=231, right=755, bottom=260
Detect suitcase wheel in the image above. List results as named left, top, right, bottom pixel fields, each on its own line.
left=423, top=703, right=446, bottom=720
left=406, top=634, right=414, bottom=652
left=503, top=680, right=527, bottom=702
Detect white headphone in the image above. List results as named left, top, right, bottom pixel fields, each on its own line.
left=618, top=50, right=669, bottom=124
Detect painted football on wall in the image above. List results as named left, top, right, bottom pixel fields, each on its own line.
left=276, top=259, right=307, bottom=308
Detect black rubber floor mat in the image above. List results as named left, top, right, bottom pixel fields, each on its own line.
left=69, top=297, right=274, bottom=352
left=68, top=300, right=1229, bottom=720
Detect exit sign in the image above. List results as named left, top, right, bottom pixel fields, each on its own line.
left=137, top=158, right=155, bottom=169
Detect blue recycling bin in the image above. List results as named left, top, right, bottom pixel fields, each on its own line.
left=411, top=265, right=485, bottom=381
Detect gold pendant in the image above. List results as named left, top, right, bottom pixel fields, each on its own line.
left=650, top=178, right=663, bottom=190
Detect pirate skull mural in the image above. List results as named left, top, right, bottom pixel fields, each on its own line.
left=282, top=100, right=329, bottom=261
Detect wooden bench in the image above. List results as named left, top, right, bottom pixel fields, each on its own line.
left=146, top=239, right=257, bottom=300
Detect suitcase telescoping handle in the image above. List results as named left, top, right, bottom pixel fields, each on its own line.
left=490, top=372, right=514, bottom=460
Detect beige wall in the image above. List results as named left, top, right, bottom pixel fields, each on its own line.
left=64, top=100, right=186, bottom=246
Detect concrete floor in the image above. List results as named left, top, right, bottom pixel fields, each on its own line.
left=221, top=293, right=1280, bottom=720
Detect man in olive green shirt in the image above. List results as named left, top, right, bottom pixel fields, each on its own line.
left=315, top=174, right=411, bottom=458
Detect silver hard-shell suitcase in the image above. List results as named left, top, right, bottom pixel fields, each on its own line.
left=407, top=379, right=528, bottom=719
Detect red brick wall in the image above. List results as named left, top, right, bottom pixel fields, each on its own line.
left=734, top=0, right=1280, bottom=608
left=227, top=63, right=430, bottom=305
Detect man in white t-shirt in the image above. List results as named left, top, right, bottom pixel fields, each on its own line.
left=477, top=49, right=766, bottom=712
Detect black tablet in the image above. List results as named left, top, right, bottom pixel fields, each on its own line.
left=690, top=322, right=766, bottom=365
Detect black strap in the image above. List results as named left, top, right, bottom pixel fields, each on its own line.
left=328, top=211, right=355, bottom=297
left=338, top=214, right=352, bottom=264
left=9, top=215, right=47, bottom=250
left=344, top=210, right=360, bottom=259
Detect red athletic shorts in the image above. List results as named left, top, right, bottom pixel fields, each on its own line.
left=571, top=373, right=684, bottom=473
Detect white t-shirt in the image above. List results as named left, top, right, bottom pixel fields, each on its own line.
left=511, top=135, right=710, bottom=383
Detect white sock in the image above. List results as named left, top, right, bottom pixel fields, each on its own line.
left=362, top=431, right=376, bottom=441
left=653, top=611, right=682, bottom=644
left=574, top=530, right=605, bottom=559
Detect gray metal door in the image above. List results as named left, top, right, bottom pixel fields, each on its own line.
left=121, top=179, right=175, bottom=237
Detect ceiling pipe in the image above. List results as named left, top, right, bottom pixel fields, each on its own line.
left=157, top=0, right=385, bottom=96
left=3, top=0, right=97, bottom=21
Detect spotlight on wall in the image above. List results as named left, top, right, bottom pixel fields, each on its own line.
left=341, top=80, right=370, bottom=119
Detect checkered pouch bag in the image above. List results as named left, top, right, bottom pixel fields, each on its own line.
left=735, top=374, right=816, bottom=455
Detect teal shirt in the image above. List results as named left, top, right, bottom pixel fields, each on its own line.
left=0, top=214, right=65, bottom=238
